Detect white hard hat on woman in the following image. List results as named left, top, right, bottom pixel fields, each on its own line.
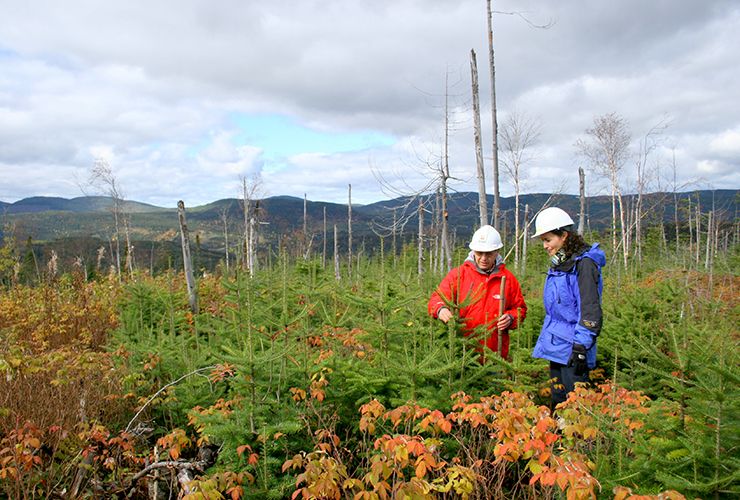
left=532, top=207, right=575, bottom=238
left=469, top=225, right=503, bottom=252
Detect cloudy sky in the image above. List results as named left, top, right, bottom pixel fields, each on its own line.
left=1, top=0, right=738, bottom=207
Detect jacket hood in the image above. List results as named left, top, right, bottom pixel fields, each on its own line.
left=580, top=243, right=606, bottom=268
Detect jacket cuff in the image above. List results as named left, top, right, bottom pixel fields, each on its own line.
left=504, top=309, right=520, bottom=329
left=574, top=325, right=595, bottom=349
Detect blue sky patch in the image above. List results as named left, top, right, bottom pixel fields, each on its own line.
left=230, top=112, right=395, bottom=160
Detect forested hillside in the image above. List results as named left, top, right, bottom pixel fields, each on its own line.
left=1, top=189, right=736, bottom=280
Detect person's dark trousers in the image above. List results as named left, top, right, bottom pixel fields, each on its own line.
left=550, top=361, right=590, bottom=408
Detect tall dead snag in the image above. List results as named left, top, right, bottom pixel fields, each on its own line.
left=433, top=189, right=440, bottom=272
left=248, top=213, right=257, bottom=277
left=672, top=149, right=680, bottom=255
left=241, top=178, right=251, bottom=271
left=470, top=49, right=488, bottom=227
left=334, top=224, right=340, bottom=281
left=578, top=167, right=586, bottom=235
left=322, top=206, right=327, bottom=269
left=695, top=197, right=701, bottom=266
left=347, top=184, right=353, bottom=278
left=522, top=204, right=529, bottom=277
left=89, top=158, right=132, bottom=279
left=177, top=201, right=198, bottom=314
left=501, top=110, right=539, bottom=270
left=577, top=112, right=631, bottom=268
left=391, top=208, right=397, bottom=265
left=633, top=118, right=668, bottom=263
left=303, top=193, right=309, bottom=260
left=418, top=198, right=424, bottom=277
left=439, top=72, right=453, bottom=271
left=241, top=175, right=262, bottom=276
left=218, top=203, right=231, bottom=274
left=486, top=0, right=500, bottom=227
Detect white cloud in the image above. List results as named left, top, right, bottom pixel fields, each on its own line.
left=709, top=129, right=740, bottom=156
left=0, top=0, right=738, bottom=205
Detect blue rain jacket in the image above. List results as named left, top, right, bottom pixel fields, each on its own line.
left=532, top=243, right=606, bottom=367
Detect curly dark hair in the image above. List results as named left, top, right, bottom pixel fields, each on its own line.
left=551, top=225, right=588, bottom=259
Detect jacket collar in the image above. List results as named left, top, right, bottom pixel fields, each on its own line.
left=551, top=243, right=601, bottom=272
left=465, top=251, right=504, bottom=275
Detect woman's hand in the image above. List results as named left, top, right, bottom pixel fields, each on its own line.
left=438, top=307, right=453, bottom=323
left=497, top=313, right=512, bottom=331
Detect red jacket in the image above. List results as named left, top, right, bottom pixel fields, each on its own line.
left=428, top=258, right=527, bottom=358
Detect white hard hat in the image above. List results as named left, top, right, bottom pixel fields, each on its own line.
left=469, top=225, right=503, bottom=252
left=532, top=207, right=575, bottom=237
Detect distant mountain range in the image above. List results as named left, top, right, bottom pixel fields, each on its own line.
left=0, top=196, right=166, bottom=214
left=1, top=189, right=737, bottom=249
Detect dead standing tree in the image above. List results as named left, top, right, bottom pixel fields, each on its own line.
left=486, top=0, right=500, bottom=227
left=177, top=201, right=198, bottom=314
left=470, top=49, right=488, bottom=227
left=632, top=118, right=670, bottom=263
left=500, top=110, right=540, bottom=271
left=485, top=3, right=552, bottom=227
left=576, top=112, right=631, bottom=268
left=347, top=184, right=353, bottom=279
left=89, top=158, right=133, bottom=279
left=371, top=71, right=460, bottom=274
left=241, top=175, right=262, bottom=277
left=218, top=202, right=232, bottom=274
left=578, top=167, right=587, bottom=235
left=437, top=70, right=454, bottom=272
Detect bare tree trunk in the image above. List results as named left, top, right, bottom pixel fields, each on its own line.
left=522, top=204, right=529, bottom=277
left=695, top=199, right=701, bottom=266
left=673, top=152, right=680, bottom=255
left=441, top=77, right=452, bottom=270
left=107, top=237, right=115, bottom=276
left=576, top=113, right=630, bottom=266
left=659, top=211, right=667, bottom=253
left=616, top=188, right=628, bottom=268
left=418, top=199, right=424, bottom=277
left=625, top=195, right=633, bottom=262
left=347, top=184, right=353, bottom=278
left=486, top=0, right=500, bottom=227
left=248, top=217, right=256, bottom=277
left=220, top=206, right=230, bottom=274
left=635, top=191, right=643, bottom=265
left=177, top=201, right=198, bottom=314
left=123, top=216, right=134, bottom=277
left=392, top=207, right=397, bottom=265
left=334, top=224, right=340, bottom=281
left=470, top=49, right=488, bottom=227
left=303, top=193, right=308, bottom=260
left=705, top=210, right=712, bottom=269
left=112, top=206, right=122, bottom=278
left=687, top=196, right=693, bottom=268
left=611, top=187, right=618, bottom=263
left=242, top=178, right=251, bottom=270
left=578, top=167, right=586, bottom=235
left=514, top=190, right=520, bottom=269
left=500, top=110, right=539, bottom=270
left=96, top=246, right=105, bottom=273
left=501, top=212, right=508, bottom=249
left=322, top=206, right=327, bottom=269
left=434, top=188, right=441, bottom=273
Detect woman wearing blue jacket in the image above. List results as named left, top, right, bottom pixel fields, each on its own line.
left=531, top=207, right=606, bottom=407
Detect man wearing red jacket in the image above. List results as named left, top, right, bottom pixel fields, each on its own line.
left=428, top=225, right=527, bottom=359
